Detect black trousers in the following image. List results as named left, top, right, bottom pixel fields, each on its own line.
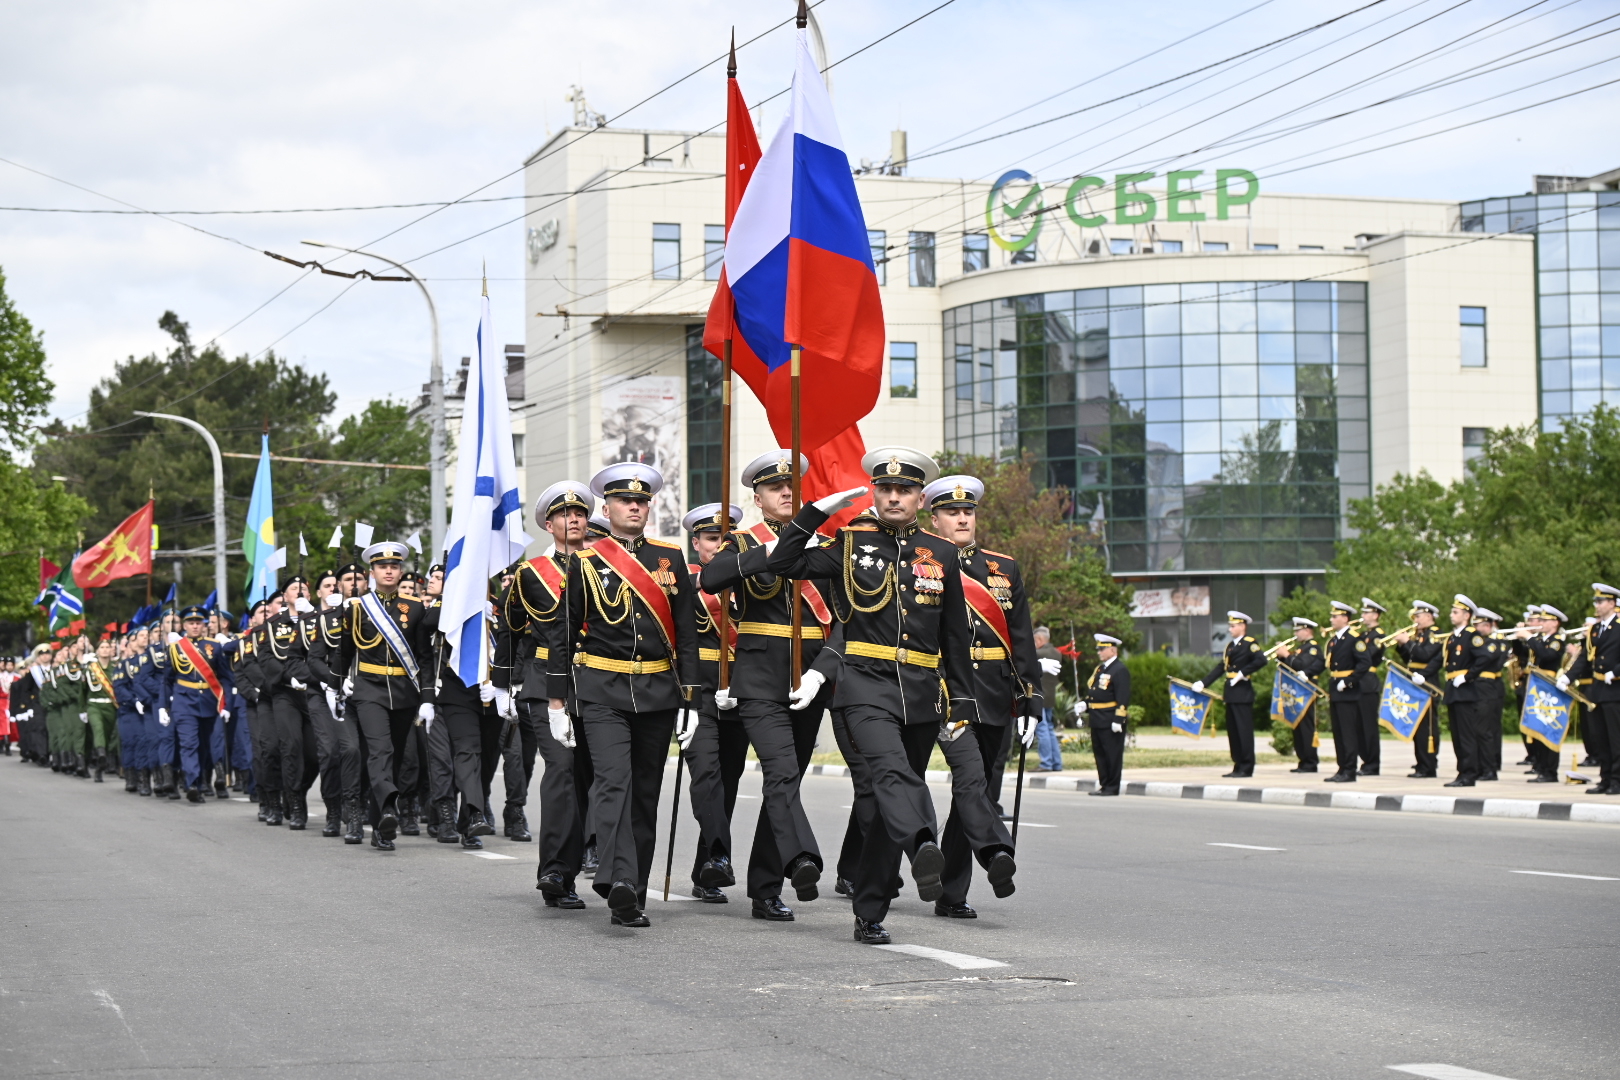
left=1329, top=699, right=1361, bottom=772
left=939, top=722, right=1014, bottom=905
left=831, top=708, right=878, bottom=887
left=844, top=705, right=939, bottom=924
left=354, top=700, right=415, bottom=812
left=271, top=691, right=317, bottom=796
left=1224, top=700, right=1255, bottom=773
left=1527, top=735, right=1559, bottom=777
left=1578, top=702, right=1609, bottom=768
left=682, top=705, right=748, bottom=882
left=1412, top=705, right=1440, bottom=775
left=501, top=708, right=536, bottom=814
left=578, top=702, right=675, bottom=903
left=528, top=701, right=595, bottom=883
left=309, top=689, right=361, bottom=810
left=433, top=703, right=487, bottom=813
left=1594, top=701, right=1620, bottom=786
left=252, top=700, right=279, bottom=796
left=1479, top=696, right=1504, bottom=776
left=1449, top=701, right=1481, bottom=780
left=982, top=720, right=1014, bottom=814
left=1089, top=711, right=1125, bottom=792
left=1358, top=691, right=1382, bottom=770
left=1295, top=702, right=1320, bottom=769
left=738, top=699, right=822, bottom=899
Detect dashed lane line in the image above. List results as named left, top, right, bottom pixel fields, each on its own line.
left=1207, top=842, right=1286, bottom=851
left=463, top=850, right=516, bottom=860
left=1388, top=1064, right=1523, bottom=1080
left=874, top=944, right=1008, bottom=970
left=1509, top=869, right=1618, bottom=881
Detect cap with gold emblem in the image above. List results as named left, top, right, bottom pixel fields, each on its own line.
left=1540, top=604, right=1568, bottom=623
left=1093, top=633, right=1122, bottom=646
left=590, top=461, right=663, bottom=501
left=740, top=450, right=809, bottom=489
left=860, top=445, right=939, bottom=488
left=1473, top=607, right=1502, bottom=624
left=1412, top=600, right=1439, bottom=615
left=1330, top=599, right=1357, bottom=616
left=922, top=474, right=984, bottom=510
left=1292, top=617, right=1319, bottom=629
left=1360, top=597, right=1387, bottom=614
left=362, top=541, right=410, bottom=565
left=585, top=514, right=610, bottom=540
left=682, top=503, right=744, bottom=534
left=1226, top=610, right=1252, bottom=624
left=534, top=481, right=595, bottom=526
left=1593, top=582, right=1620, bottom=602
left=1453, top=593, right=1477, bottom=613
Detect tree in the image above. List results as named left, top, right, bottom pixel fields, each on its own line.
left=0, top=266, right=53, bottom=457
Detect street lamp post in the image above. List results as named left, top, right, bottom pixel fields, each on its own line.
left=133, top=410, right=228, bottom=607
left=301, top=241, right=446, bottom=561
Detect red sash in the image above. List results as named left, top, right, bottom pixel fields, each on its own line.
left=176, top=637, right=227, bottom=713
left=592, top=538, right=678, bottom=652
left=747, top=522, right=832, bottom=627
left=689, top=564, right=738, bottom=649
left=961, top=572, right=1013, bottom=653
left=526, top=555, right=567, bottom=600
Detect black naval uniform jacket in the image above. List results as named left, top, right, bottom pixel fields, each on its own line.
left=302, top=602, right=349, bottom=692
left=1396, top=627, right=1444, bottom=682
left=955, top=543, right=1042, bottom=726
left=766, top=506, right=977, bottom=727
left=1325, top=627, right=1374, bottom=703
left=698, top=519, right=831, bottom=703
left=1084, top=655, right=1131, bottom=721
left=1567, top=615, right=1620, bottom=705
left=336, top=591, right=437, bottom=710
left=1279, top=637, right=1325, bottom=684
left=1205, top=634, right=1268, bottom=705
left=509, top=551, right=578, bottom=712
left=250, top=612, right=305, bottom=700
left=1359, top=625, right=1386, bottom=697
left=544, top=535, right=700, bottom=714
left=1441, top=626, right=1493, bottom=706
left=1514, top=631, right=1565, bottom=678
left=689, top=562, right=728, bottom=705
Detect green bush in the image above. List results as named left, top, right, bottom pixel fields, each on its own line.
left=1269, top=720, right=1296, bottom=757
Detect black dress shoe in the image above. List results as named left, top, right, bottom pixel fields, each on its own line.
left=1289, top=766, right=1318, bottom=774
left=186, top=787, right=204, bottom=803
left=321, top=808, right=341, bottom=837
left=698, top=854, right=735, bottom=889
left=834, top=877, right=854, bottom=897
left=853, top=917, right=891, bottom=945
left=461, top=833, right=484, bottom=849
left=1089, top=788, right=1119, bottom=796
left=537, top=871, right=569, bottom=898
left=1444, top=778, right=1475, bottom=788
left=911, top=841, right=945, bottom=903
left=1516, top=757, right=1533, bottom=766
left=581, top=845, right=599, bottom=875
left=607, top=879, right=639, bottom=914
left=1580, top=756, right=1599, bottom=767
left=376, top=806, right=398, bottom=844
left=1408, top=771, right=1436, bottom=779
left=1324, top=771, right=1357, bottom=783
left=1479, top=772, right=1498, bottom=781
left=464, top=808, right=497, bottom=838
left=610, top=909, right=650, bottom=927
left=1357, top=766, right=1379, bottom=776
left=1221, top=769, right=1243, bottom=778
left=986, top=850, right=1017, bottom=898
left=752, top=896, right=795, bottom=921
left=1586, top=784, right=1611, bottom=795
left=1527, top=774, right=1559, bottom=783
left=934, top=901, right=977, bottom=919
left=692, top=885, right=728, bottom=903
left=545, top=891, right=587, bottom=910
left=788, top=855, right=821, bottom=902
left=371, top=832, right=395, bottom=851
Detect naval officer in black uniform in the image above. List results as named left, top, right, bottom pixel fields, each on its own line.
left=1561, top=583, right=1620, bottom=795
left=1192, top=611, right=1268, bottom=778
left=1323, top=600, right=1372, bottom=782
left=1274, top=617, right=1324, bottom=773
left=1077, top=633, right=1130, bottom=795
left=1393, top=601, right=1444, bottom=778
left=1441, top=594, right=1492, bottom=787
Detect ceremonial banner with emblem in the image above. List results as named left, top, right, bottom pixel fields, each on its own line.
left=1377, top=662, right=1432, bottom=741
left=1271, top=664, right=1318, bottom=730
left=73, top=501, right=154, bottom=588
left=1520, top=668, right=1579, bottom=752
left=1168, top=677, right=1214, bottom=738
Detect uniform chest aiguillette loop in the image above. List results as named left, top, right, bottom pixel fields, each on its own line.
left=357, top=591, right=420, bottom=690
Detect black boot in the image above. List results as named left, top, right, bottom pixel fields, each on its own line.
left=343, top=797, right=364, bottom=844
left=264, top=792, right=284, bottom=826
left=287, top=792, right=308, bottom=830
left=164, top=766, right=182, bottom=799
left=465, top=806, right=496, bottom=837
left=214, top=764, right=229, bottom=798
left=503, top=804, right=531, bottom=842
left=321, top=803, right=341, bottom=837
left=425, top=799, right=442, bottom=840
left=435, top=799, right=461, bottom=844
left=231, top=770, right=245, bottom=792
left=93, top=751, right=105, bottom=783
left=138, top=768, right=153, bottom=796
left=124, top=766, right=138, bottom=793
left=399, top=793, right=420, bottom=836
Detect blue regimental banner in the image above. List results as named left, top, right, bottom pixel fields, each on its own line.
left=1520, top=669, right=1576, bottom=752
left=1271, top=664, right=1318, bottom=730
left=1168, top=678, right=1214, bottom=739
left=1378, top=663, right=1432, bottom=741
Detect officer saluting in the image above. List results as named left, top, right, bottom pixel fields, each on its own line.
left=766, top=446, right=978, bottom=946
left=1323, top=600, right=1371, bottom=782
left=1077, top=634, right=1130, bottom=795
left=545, top=462, right=700, bottom=928
left=1192, top=612, right=1267, bottom=778
left=1560, top=583, right=1620, bottom=795
left=1393, top=601, right=1444, bottom=778
left=1274, top=617, right=1324, bottom=774
left=337, top=541, right=437, bottom=850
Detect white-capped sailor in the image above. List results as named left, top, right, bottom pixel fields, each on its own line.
left=1321, top=600, right=1370, bottom=782
left=1514, top=603, right=1568, bottom=783
left=1274, top=617, right=1325, bottom=774
left=1392, top=599, right=1446, bottom=778
left=1080, top=634, right=1131, bottom=796
left=1352, top=598, right=1390, bottom=777
left=1438, top=592, right=1493, bottom=787
left=1191, top=610, right=1267, bottom=778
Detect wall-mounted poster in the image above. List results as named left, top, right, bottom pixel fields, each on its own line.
left=1129, top=585, right=1210, bottom=618
left=600, top=375, right=683, bottom=541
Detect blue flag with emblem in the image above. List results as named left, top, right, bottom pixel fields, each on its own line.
left=1271, top=663, right=1318, bottom=730
left=1168, top=677, right=1214, bottom=738
left=1378, top=662, right=1433, bottom=741
left=242, top=435, right=276, bottom=608
left=1520, top=668, right=1577, bottom=752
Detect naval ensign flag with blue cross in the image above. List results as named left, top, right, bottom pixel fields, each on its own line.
left=441, top=291, right=531, bottom=687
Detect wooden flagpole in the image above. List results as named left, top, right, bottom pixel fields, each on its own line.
left=789, top=346, right=803, bottom=691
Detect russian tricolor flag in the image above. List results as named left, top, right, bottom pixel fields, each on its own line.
left=712, top=27, right=884, bottom=454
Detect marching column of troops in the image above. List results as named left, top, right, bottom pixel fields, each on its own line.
left=8, top=444, right=1061, bottom=945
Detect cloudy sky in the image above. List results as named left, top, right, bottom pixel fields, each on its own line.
left=2, top=0, right=1614, bottom=429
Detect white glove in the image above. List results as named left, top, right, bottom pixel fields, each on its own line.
left=323, top=592, right=342, bottom=608
left=478, top=681, right=497, bottom=704
left=1410, top=672, right=1426, bottom=686
left=417, top=703, right=434, bottom=729
left=158, top=707, right=171, bottom=727
left=294, top=597, right=314, bottom=614
left=289, top=678, right=307, bottom=691
left=324, top=686, right=339, bottom=716
left=714, top=686, right=738, bottom=711
left=1074, top=701, right=1088, bottom=717
left=342, top=676, right=354, bottom=697
left=1038, top=657, right=1062, bottom=676
left=1191, top=680, right=1205, bottom=694
left=1017, top=712, right=1039, bottom=748
left=166, top=632, right=182, bottom=645
left=675, top=708, right=700, bottom=749
left=548, top=706, right=575, bottom=748
left=219, top=708, right=231, bottom=720
left=1111, top=722, right=1123, bottom=733
left=1336, top=680, right=1348, bottom=692
left=134, top=700, right=145, bottom=715
left=1452, top=673, right=1466, bottom=688
left=79, top=712, right=88, bottom=724
left=494, top=687, right=517, bottom=720
left=813, top=486, right=867, bottom=514
left=1606, top=671, right=1615, bottom=685
left=1230, top=671, right=1246, bottom=683
left=938, top=719, right=969, bottom=743
left=789, top=669, right=826, bottom=710
left=1556, top=672, right=1571, bottom=691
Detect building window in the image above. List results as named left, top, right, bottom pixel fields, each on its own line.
left=1461, top=306, right=1487, bottom=367
left=1299, top=244, right=1324, bottom=251
left=955, top=344, right=974, bottom=401
left=1011, top=241, right=1037, bottom=264
left=1254, top=243, right=1278, bottom=251
left=1203, top=241, right=1229, bottom=252
left=653, top=223, right=681, bottom=280
left=1159, top=240, right=1183, bottom=253
left=685, top=325, right=721, bottom=505
left=869, top=229, right=887, bottom=285
left=890, top=342, right=918, bottom=398
left=962, top=234, right=989, bottom=273
left=703, top=225, right=725, bottom=281
left=1463, top=427, right=1487, bottom=467
left=1110, top=238, right=1135, bottom=255
left=908, top=232, right=936, bottom=287
left=511, top=433, right=525, bottom=468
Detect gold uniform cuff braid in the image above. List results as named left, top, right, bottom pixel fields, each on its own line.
left=573, top=653, right=672, bottom=675
left=845, top=640, right=941, bottom=668
left=533, top=646, right=549, bottom=659
left=737, top=621, right=825, bottom=640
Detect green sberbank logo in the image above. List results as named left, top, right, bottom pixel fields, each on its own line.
left=985, top=169, right=1260, bottom=251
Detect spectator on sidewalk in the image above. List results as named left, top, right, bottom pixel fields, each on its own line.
left=1032, top=627, right=1065, bottom=773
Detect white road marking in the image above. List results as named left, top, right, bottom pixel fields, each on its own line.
left=1018, top=823, right=1055, bottom=828
left=231, top=797, right=250, bottom=802
left=873, top=944, right=1008, bottom=970
left=1388, top=1064, right=1523, bottom=1080
left=463, top=850, right=516, bottom=860
left=1207, top=842, right=1286, bottom=851
left=736, top=794, right=759, bottom=799
left=1510, top=870, right=1619, bottom=881
left=646, top=889, right=696, bottom=902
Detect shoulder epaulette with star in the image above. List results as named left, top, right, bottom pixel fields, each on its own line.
left=645, top=537, right=681, bottom=550
left=979, top=548, right=1013, bottom=560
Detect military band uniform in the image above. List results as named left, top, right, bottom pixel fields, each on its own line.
left=1513, top=631, right=1564, bottom=781
left=303, top=596, right=365, bottom=840
left=1279, top=637, right=1324, bottom=772
left=1203, top=630, right=1268, bottom=777
left=1357, top=624, right=1386, bottom=775
left=1477, top=633, right=1508, bottom=780
left=1325, top=624, right=1372, bottom=777
left=1396, top=627, right=1444, bottom=776
left=256, top=608, right=318, bottom=827
left=681, top=555, right=749, bottom=897
left=1442, top=625, right=1493, bottom=784
left=1566, top=606, right=1620, bottom=793
left=1085, top=654, right=1132, bottom=794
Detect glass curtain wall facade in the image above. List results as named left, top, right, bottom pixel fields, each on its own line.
left=1460, top=190, right=1620, bottom=430
left=943, top=281, right=1370, bottom=575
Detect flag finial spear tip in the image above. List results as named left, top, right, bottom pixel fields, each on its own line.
left=482, top=260, right=488, bottom=298
left=727, top=27, right=736, bottom=78
left=796, top=0, right=807, bottom=30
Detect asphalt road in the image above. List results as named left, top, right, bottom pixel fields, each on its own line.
left=3, top=754, right=1617, bottom=1080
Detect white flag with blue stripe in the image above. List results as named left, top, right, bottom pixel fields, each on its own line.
left=441, top=292, right=531, bottom=687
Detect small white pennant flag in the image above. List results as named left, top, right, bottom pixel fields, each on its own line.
left=327, top=524, right=343, bottom=549
left=405, top=530, right=423, bottom=554
left=353, top=521, right=375, bottom=549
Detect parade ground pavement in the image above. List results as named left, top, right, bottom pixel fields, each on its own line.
left=3, top=749, right=1616, bottom=1080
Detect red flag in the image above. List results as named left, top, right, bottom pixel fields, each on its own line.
left=39, top=556, right=60, bottom=594
left=1057, top=640, right=1083, bottom=659
left=73, top=501, right=154, bottom=588
left=802, top=424, right=869, bottom=533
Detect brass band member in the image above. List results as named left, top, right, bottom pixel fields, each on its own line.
left=1393, top=601, right=1444, bottom=778
left=1356, top=598, right=1387, bottom=777
left=1274, top=617, right=1323, bottom=774
left=1323, top=600, right=1371, bottom=783
left=1515, top=604, right=1567, bottom=783
left=1560, top=583, right=1620, bottom=795
left=1077, top=634, right=1130, bottom=795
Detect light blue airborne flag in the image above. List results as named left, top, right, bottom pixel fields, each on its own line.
left=242, top=435, right=276, bottom=607
left=1271, top=664, right=1318, bottom=730
left=1378, top=663, right=1432, bottom=741
left=1168, top=678, right=1214, bottom=738
left=440, top=289, right=532, bottom=688
left=1520, top=669, right=1577, bottom=752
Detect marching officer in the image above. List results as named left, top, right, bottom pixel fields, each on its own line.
left=1393, top=601, right=1444, bottom=778
left=1274, top=617, right=1324, bottom=774
left=160, top=605, right=232, bottom=803
left=260, top=577, right=319, bottom=829
left=699, top=450, right=834, bottom=920
left=1515, top=604, right=1567, bottom=783
left=1077, top=633, right=1130, bottom=795
left=1357, top=599, right=1387, bottom=776
left=84, top=634, right=119, bottom=783
left=301, top=568, right=365, bottom=840
left=545, top=463, right=700, bottom=927
left=1323, top=600, right=1371, bottom=782
left=1560, top=583, right=1620, bottom=795
left=420, top=586, right=501, bottom=850
left=766, top=446, right=980, bottom=946
left=1442, top=594, right=1491, bottom=787
left=922, top=473, right=1031, bottom=916
left=1192, top=611, right=1267, bottom=778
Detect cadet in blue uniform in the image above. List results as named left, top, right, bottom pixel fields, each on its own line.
left=113, top=628, right=148, bottom=794
left=1078, top=633, right=1131, bottom=795
left=1560, top=583, right=1620, bottom=795
left=160, top=605, right=233, bottom=803
left=1323, top=600, right=1372, bottom=782
left=1275, top=617, right=1324, bottom=773
left=1192, top=611, right=1268, bottom=778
